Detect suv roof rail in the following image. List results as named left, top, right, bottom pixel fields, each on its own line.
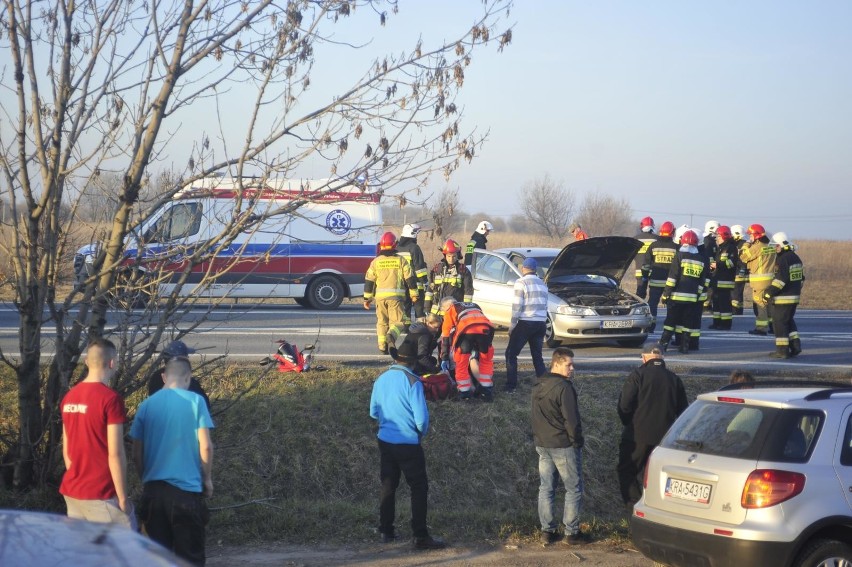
left=804, top=388, right=852, bottom=401
left=720, top=379, right=848, bottom=392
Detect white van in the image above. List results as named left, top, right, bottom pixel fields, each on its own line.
left=74, top=178, right=382, bottom=309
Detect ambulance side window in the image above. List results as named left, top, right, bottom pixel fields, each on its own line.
left=146, top=203, right=202, bottom=242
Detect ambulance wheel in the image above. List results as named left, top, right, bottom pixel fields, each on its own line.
left=307, top=275, right=344, bottom=310
left=294, top=297, right=311, bottom=308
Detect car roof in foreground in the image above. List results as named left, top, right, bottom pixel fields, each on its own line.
left=698, top=386, right=852, bottom=406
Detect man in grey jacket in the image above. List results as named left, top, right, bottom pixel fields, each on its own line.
left=531, top=347, right=589, bottom=546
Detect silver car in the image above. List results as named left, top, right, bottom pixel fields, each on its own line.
left=469, top=236, right=652, bottom=347
left=632, top=383, right=852, bottom=567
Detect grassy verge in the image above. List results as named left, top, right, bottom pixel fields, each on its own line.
left=2, top=362, right=847, bottom=548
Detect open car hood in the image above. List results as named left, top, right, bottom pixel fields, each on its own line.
left=544, top=236, right=642, bottom=285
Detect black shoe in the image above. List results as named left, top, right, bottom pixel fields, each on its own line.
left=503, top=386, right=516, bottom=394
left=769, top=349, right=791, bottom=359
left=380, top=532, right=396, bottom=544
left=562, top=531, right=591, bottom=545
left=748, top=329, right=768, bottom=336
left=541, top=530, right=560, bottom=545
left=414, top=536, right=447, bottom=550
left=481, top=388, right=494, bottom=402
left=457, top=390, right=472, bottom=401
left=379, top=345, right=389, bottom=354
left=656, top=341, right=668, bottom=353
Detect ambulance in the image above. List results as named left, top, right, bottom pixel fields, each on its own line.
left=74, top=177, right=383, bottom=309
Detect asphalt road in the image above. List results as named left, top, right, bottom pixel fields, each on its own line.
left=0, top=301, right=849, bottom=376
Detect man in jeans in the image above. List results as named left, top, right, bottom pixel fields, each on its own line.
left=531, top=347, right=589, bottom=546
left=131, top=357, right=214, bottom=566
left=504, top=257, right=548, bottom=393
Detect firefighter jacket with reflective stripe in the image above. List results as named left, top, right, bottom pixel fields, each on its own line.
left=364, top=252, right=418, bottom=301
left=766, top=247, right=804, bottom=305
left=634, top=231, right=659, bottom=279
left=642, top=238, right=678, bottom=288
left=440, top=301, right=494, bottom=355
left=425, top=259, right=473, bottom=313
left=664, top=248, right=709, bottom=303
left=464, top=232, right=488, bottom=265
left=396, top=237, right=429, bottom=291
left=734, top=239, right=749, bottom=282
left=713, top=239, right=738, bottom=289
left=739, top=238, right=777, bottom=285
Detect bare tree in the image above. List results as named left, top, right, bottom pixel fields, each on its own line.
left=575, top=193, right=634, bottom=237
left=427, top=186, right=463, bottom=238
left=519, top=175, right=575, bottom=238
left=0, top=0, right=514, bottom=488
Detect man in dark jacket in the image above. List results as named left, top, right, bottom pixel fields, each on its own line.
left=397, top=223, right=429, bottom=320
left=616, top=344, right=688, bottom=508
left=531, top=347, right=588, bottom=546
left=463, top=220, right=492, bottom=266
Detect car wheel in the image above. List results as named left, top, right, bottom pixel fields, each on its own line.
left=545, top=316, right=562, bottom=348
left=306, top=275, right=344, bottom=310
left=617, top=337, right=647, bottom=348
left=294, top=297, right=311, bottom=308
left=795, top=539, right=852, bottom=567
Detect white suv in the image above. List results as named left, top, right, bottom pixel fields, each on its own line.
left=631, top=382, right=852, bottom=567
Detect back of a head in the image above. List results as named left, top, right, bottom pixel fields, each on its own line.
left=643, top=343, right=663, bottom=360
left=729, top=370, right=755, bottom=386
left=164, top=357, right=192, bottom=388
left=439, top=296, right=457, bottom=312
left=86, top=337, right=117, bottom=370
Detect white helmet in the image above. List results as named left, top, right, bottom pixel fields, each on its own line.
left=476, top=220, right=493, bottom=235
left=730, top=224, right=744, bottom=240
left=401, top=223, right=421, bottom=238
left=771, top=231, right=790, bottom=246
left=704, top=220, right=719, bottom=237
left=674, top=224, right=692, bottom=245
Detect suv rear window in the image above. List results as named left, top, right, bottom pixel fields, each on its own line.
left=660, top=401, right=823, bottom=462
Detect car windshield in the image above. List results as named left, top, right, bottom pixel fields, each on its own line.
left=660, top=400, right=823, bottom=462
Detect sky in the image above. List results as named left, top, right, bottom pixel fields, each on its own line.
left=345, top=1, right=852, bottom=240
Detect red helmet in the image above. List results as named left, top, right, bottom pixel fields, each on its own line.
left=747, top=223, right=766, bottom=239
left=680, top=230, right=699, bottom=246
left=715, top=225, right=732, bottom=241
left=658, top=221, right=675, bottom=237
left=441, top=239, right=461, bottom=255
left=640, top=216, right=655, bottom=229
left=379, top=231, right=397, bottom=251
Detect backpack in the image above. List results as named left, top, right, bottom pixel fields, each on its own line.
left=420, top=372, right=455, bottom=402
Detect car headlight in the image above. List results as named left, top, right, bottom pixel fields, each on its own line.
left=631, top=305, right=651, bottom=315
left=556, top=305, right=596, bottom=317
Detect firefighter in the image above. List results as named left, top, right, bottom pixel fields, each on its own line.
left=764, top=232, right=805, bottom=358
left=438, top=297, right=495, bottom=401
left=656, top=230, right=709, bottom=355
left=739, top=224, right=777, bottom=336
left=464, top=221, right=493, bottom=266
left=640, top=221, right=678, bottom=333
left=633, top=216, right=658, bottom=295
left=569, top=223, right=589, bottom=241
left=702, top=220, right=719, bottom=314
left=396, top=223, right=429, bottom=321
left=363, top=232, right=419, bottom=354
left=730, top=224, right=748, bottom=315
left=708, top=225, right=737, bottom=330
left=424, top=239, right=473, bottom=315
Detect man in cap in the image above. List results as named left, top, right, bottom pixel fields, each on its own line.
left=148, top=340, right=211, bottom=410
left=370, top=333, right=447, bottom=550
left=616, top=344, right=688, bottom=508
left=504, top=257, right=548, bottom=393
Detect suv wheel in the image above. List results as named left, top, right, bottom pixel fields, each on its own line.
left=795, top=538, right=852, bottom=567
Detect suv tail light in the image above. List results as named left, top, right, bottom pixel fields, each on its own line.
left=741, top=469, right=805, bottom=508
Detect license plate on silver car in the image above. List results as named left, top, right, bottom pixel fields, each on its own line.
left=602, top=320, right=632, bottom=329
left=665, top=477, right=712, bottom=503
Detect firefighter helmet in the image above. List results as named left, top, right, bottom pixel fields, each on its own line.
left=658, top=221, right=675, bottom=238
left=715, top=225, right=732, bottom=241
left=747, top=223, right=766, bottom=239
left=680, top=230, right=699, bottom=246
left=476, top=221, right=493, bottom=235
left=730, top=224, right=744, bottom=240
left=771, top=231, right=790, bottom=246
left=704, top=220, right=719, bottom=236
left=379, top=231, right=397, bottom=251
left=674, top=224, right=692, bottom=244
left=401, top=223, right=421, bottom=238
left=640, top=216, right=655, bottom=230
left=441, top=239, right=461, bottom=255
